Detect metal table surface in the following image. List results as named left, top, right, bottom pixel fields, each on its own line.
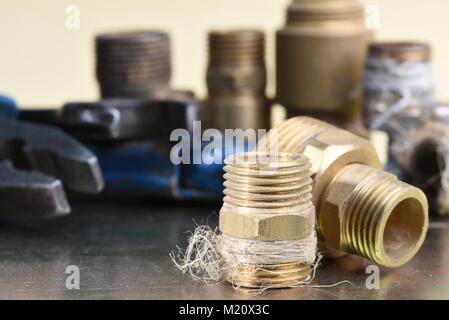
left=0, top=199, right=448, bottom=300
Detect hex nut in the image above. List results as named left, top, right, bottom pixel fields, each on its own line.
left=219, top=205, right=313, bottom=241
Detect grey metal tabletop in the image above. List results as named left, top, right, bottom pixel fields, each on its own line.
left=0, top=199, right=448, bottom=300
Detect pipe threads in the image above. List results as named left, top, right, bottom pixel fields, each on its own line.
left=95, top=31, right=171, bottom=99
left=207, top=29, right=266, bottom=96
left=286, top=0, right=365, bottom=24
left=208, top=30, right=265, bottom=65
left=218, top=152, right=316, bottom=288
left=258, top=116, right=333, bottom=153
left=339, top=164, right=429, bottom=267
left=226, top=260, right=312, bottom=289
left=223, top=152, right=313, bottom=209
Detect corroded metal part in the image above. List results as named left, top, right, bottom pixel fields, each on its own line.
left=395, top=119, right=449, bottom=216
left=96, top=31, right=172, bottom=100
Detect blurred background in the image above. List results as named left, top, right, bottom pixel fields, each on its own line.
left=1, top=0, right=449, bottom=300
left=0, top=0, right=448, bottom=107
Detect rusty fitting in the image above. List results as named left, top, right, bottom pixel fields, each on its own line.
left=394, top=119, right=449, bottom=216
left=218, top=152, right=316, bottom=288
left=206, top=30, right=269, bottom=131
left=258, top=116, right=429, bottom=268
left=363, top=42, right=434, bottom=131
left=95, top=31, right=172, bottom=99
left=276, top=0, right=370, bottom=130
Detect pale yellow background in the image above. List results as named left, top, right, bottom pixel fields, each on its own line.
left=0, top=0, right=448, bottom=107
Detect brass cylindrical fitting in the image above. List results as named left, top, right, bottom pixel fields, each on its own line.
left=95, top=31, right=172, bottom=99
left=206, top=30, right=269, bottom=131
left=276, top=0, right=371, bottom=129
left=258, top=116, right=429, bottom=268
left=218, top=152, right=316, bottom=288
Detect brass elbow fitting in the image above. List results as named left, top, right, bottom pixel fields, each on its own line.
left=258, top=117, right=429, bottom=267
left=218, top=152, right=316, bottom=288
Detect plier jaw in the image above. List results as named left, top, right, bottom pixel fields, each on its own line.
left=0, top=120, right=104, bottom=219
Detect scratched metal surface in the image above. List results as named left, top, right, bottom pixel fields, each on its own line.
left=0, top=200, right=448, bottom=300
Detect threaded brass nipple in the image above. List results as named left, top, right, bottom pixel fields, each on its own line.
left=218, top=152, right=316, bottom=288
left=206, top=29, right=269, bottom=131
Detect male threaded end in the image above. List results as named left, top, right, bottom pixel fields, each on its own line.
left=223, top=154, right=313, bottom=210
left=337, top=164, right=429, bottom=268
left=95, top=31, right=171, bottom=99
left=227, top=261, right=312, bottom=289
left=208, top=30, right=265, bottom=66
left=218, top=152, right=316, bottom=288
left=257, top=116, right=333, bottom=154
left=286, top=0, right=365, bottom=25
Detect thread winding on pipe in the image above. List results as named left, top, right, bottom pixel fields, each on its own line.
left=171, top=152, right=321, bottom=291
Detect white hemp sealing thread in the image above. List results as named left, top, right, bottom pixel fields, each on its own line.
left=217, top=233, right=317, bottom=266
left=364, top=56, right=435, bottom=130
left=170, top=225, right=318, bottom=289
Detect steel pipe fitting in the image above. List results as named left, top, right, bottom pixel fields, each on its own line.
left=363, top=42, right=434, bottom=131
left=205, top=30, right=269, bottom=131
left=276, top=0, right=370, bottom=130
left=218, top=152, right=316, bottom=288
left=95, top=31, right=172, bottom=99
left=394, top=119, right=449, bottom=216
left=258, top=116, right=429, bottom=267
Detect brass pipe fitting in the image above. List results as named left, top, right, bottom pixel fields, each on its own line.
left=258, top=117, right=429, bottom=267
left=219, top=152, right=316, bottom=288
left=206, top=30, right=269, bottom=131
left=276, top=0, right=371, bottom=130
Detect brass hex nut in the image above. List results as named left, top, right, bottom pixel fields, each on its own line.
left=302, top=128, right=381, bottom=174
left=219, top=205, right=313, bottom=241
left=207, top=66, right=266, bottom=94
left=301, top=128, right=382, bottom=203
